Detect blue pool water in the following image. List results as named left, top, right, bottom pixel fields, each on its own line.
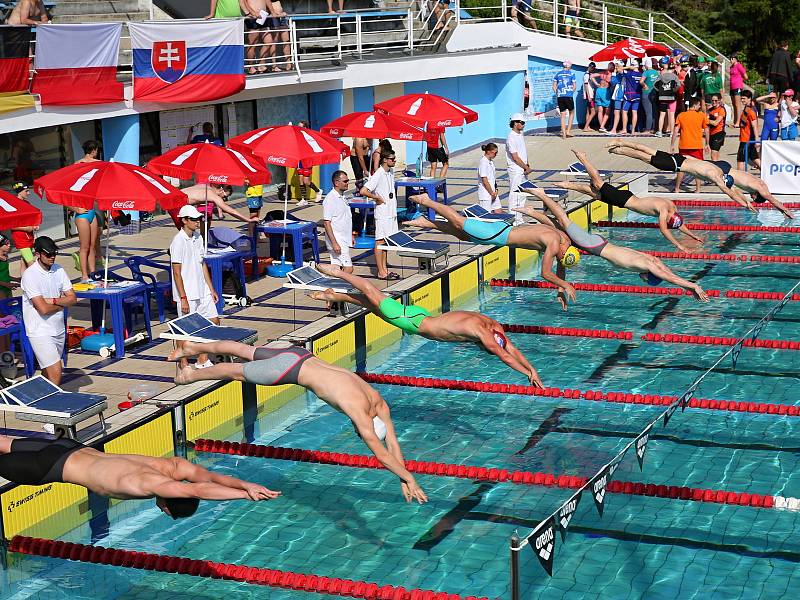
left=2, top=204, right=799, bottom=600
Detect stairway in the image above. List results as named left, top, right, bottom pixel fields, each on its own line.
left=51, top=0, right=151, bottom=22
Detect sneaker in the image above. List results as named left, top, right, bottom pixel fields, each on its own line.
left=598, top=127, right=608, bottom=133
left=195, top=359, right=214, bottom=370
left=42, top=423, right=55, bottom=435
left=315, top=191, right=323, bottom=202
left=296, top=200, right=309, bottom=207
left=654, top=131, right=663, bottom=138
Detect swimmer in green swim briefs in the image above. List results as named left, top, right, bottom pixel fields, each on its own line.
left=404, top=193, right=578, bottom=309
left=309, top=264, right=544, bottom=387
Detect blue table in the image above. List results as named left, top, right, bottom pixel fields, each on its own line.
left=349, top=198, right=376, bottom=249
left=203, top=247, right=249, bottom=312
left=394, top=177, right=448, bottom=221
left=75, top=282, right=152, bottom=358
left=256, top=220, right=320, bottom=270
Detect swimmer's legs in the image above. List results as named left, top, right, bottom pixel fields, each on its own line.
left=571, top=149, right=605, bottom=191
left=553, top=181, right=595, bottom=196
left=168, top=340, right=258, bottom=363
left=606, top=139, right=657, bottom=158
left=175, top=362, right=246, bottom=385
left=539, top=193, right=573, bottom=230
left=404, top=215, right=472, bottom=241
left=314, top=264, right=386, bottom=311
left=408, top=194, right=467, bottom=229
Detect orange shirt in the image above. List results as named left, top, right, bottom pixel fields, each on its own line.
left=708, top=105, right=726, bottom=135
left=676, top=109, right=709, bottom=149
left=739, top=106, right=758, bottom=142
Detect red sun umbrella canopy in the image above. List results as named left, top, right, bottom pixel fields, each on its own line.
left=320, top=111, right=433, bottom=142
left=590, top=38, right=671, bottom=62
left=374, top=93, right=478, bottom=129
left=0, top=190, right=42, bottom=230
left=146, top=143, right=272, bottom=186
left=33, top=161, right=187, bottom=212
left=228, top=125, right=349, bottom=168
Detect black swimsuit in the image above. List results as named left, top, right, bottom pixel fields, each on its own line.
left=0, top=438, right=86, bottom=485
left=650, top=150, right=686, bottom=172
left=599, top=182, right=634, bottom=208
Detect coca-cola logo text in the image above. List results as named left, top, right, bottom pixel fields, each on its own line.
left=435, top=120, right=454, bottom=127
left=111, top=201, right=135, bottom=209
left=399, top=133, right=414, bottom=139
left=267, top=156, right=287, bottom=165
left=207, top=174, right=229, bottom=183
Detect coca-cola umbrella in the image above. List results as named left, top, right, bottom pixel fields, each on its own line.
left=228, top=125, right=349, bottom=276
left=320, top=111, right=431, bottom=141
left=34, top=161, right=186, bottom=352
left=147, top=142, right=273, bottom=250
left=0, top=189, right=42, bottom=229
left=374, top=92, right=478, bottom=129
left=589, top=38, right=671, bottom=62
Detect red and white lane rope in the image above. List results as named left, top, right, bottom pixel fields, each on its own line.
left=192, top=440, right=800, bottom=511
left=593, top=220, right=800, bottom=233
left=672, top=199, right=800, bottom=209
left=578, top=249, right=800, bottom=263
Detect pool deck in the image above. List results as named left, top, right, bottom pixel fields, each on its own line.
left=0, top=131, right=745, bottom=436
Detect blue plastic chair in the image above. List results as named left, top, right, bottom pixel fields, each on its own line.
left=0, top=297, right=67, bottom=378
left=123, top=256, right=173, bottom=324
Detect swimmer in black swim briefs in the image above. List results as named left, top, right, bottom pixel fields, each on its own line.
left=0, top=435, right=279, bottom=518
left=170, top=340, right=428, bottom=503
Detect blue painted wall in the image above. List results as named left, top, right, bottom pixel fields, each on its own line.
left=102, top=114, right=141, bottom=220
left=403, top=71, right=525, bottom=158
left=526, top=55, right=587, bottom=132
left=310, top=89, right=345, bottom=193
left=352, top=87, right=375, bottom=113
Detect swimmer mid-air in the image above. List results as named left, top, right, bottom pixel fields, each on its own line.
left=170, top=340, right=428, bottom=503
left=516, top=188, right=710, bottom=302
left=308, top=264, right=544, bottom=386
left=708, top=160, right=795, bottom=219
left=0, top=436, right=280, bottom=519
left=404, top=193, right=579, bottom=308
left=555, top=150, right=704, bottom=253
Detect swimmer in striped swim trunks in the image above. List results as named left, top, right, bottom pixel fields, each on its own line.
left=308, top=264, right=543, bottom=387
left=555, top=150, right=705, bottom=253
left=404, top=193, right=579, bottom=308
left=170, top=340, right=428, bottom=503
left=516, top=188, right=710, bottom=302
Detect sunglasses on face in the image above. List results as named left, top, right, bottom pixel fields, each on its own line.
left=186, top=216, right=204, bottom=222
left=338, top=178, right=350, bottom=183
left=41, top=251, right=57, bottom=258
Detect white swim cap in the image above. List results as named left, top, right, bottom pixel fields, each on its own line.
left=373, top=416, right=387, bottom=441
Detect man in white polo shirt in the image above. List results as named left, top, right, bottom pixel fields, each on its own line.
left=505, top=113, right=532, bottom=224
left=323, top=170, right=354, bottom=273
left=21, top=236, right=76, bottom=385
left=169, top=204, right=219, bottom=369
left=360, top=150, right=398, bottom=280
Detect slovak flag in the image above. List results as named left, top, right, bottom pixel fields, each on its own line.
left=31, top=23, right=124, bottom=105
left=129, top=20, right=245, bottom=103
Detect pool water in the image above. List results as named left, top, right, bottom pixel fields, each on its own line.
left=2, top=205, right=799, bottom=600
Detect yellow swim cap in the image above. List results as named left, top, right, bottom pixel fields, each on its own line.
left=559, top=246, right=581, bottom=268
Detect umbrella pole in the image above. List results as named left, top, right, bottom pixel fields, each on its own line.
left=204, top=185, right=209, bottom=254
left=99, top=217, right=112, bottom=334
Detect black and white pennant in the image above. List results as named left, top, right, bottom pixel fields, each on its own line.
left=663, top=400, right=680, bottom=427
left=528, top=515, right=557, bottom=575
left=555, top=490, right=582, bottom=542
left=731, top=339, right=744, bottom=369
left=635, top=425, right=653, bottom=470
left=589, top=467, right=611, bottom=517
left=679, top=382, right=699, bottom=412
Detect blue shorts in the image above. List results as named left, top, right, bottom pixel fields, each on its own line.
left=760, top=127, right=779, bottom=141
left=247, top=197, right=263, bottom=210
left=462, top=218, right=513, bottom=246
left=622, top=98, right=640, bottom=111
left=781, top=124, right=797, bottom=141
left=594, top=88, right=610, bottom=108
left=613, top=99, right=624, bottom=111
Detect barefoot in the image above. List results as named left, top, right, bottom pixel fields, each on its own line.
left=314, top=263, right=341, bottom=278
left=167, top=342, right=198, bottom=362
left=403, top=216, right=434, bottom=228
left=604, top=139, right=624, bottom=151
left=408, top=193, right=433, bottom=208
left=309, top=289, right=339, bottom=302
left=174, top=366, right=195, bottom=385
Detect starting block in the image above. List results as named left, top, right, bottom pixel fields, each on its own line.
left=160, top=313, right=258, bottom=345
left=377, top=231, right=450, bottom=274
left=462, top=204, right=515, bottom=222
left=559, top=161, right=613, bottom=183
left=283, top=265, right=360, bottom=317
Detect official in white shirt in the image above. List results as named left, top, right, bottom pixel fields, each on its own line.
left=360, top=150, right=399, bottom=280
left=169, top=204, right=219, bottom=369
left=323, top=170, right=354, bottom=273
left=20, top=237, right=77, bottom=385
left=505, top=113, right=532, bottom=224
left=477, top=142, right=501, bottom=212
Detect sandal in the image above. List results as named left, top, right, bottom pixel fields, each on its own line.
left=381, top=272, right=400, bottom=280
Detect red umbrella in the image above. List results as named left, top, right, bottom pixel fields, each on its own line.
left=146, top=143, right=272, bottom=186
left=228, top=125, right=349, bottom=167
left=320, top=111, right=432, bottom=141
left=0, top=190, right=42, bottom=230
left=33, top=161, right=186, bottom=212
left=590, top=38, right=671, bottom=62
left=374, top=92, right=478, bottom=129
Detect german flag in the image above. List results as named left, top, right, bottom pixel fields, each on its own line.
left=0, top=26, right=35, bottom=114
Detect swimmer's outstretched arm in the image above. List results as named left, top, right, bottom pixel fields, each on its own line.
left=648, top=261, right=710, bottom=302
left=677, top=223, right=704, bottom=244
left=477, top=327, right=542, bottom=386
left=503, top=335, right=544, bottom=388
left=758, top=188, right=794, bottom=219
left=169, top=456, right=281, bottom=500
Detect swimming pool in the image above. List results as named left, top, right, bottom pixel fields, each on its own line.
left=3, top=203, right=799, bottom=600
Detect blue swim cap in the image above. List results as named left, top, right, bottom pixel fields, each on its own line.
left=659, top=57, right=670, bottom=66
left=723, top=174, right=734, bottom=189
left=640, top=272, right=663, bottom=286
left=672, top=48, right=682, bottom=56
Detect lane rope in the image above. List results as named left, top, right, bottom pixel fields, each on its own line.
left=593, top=221, right=800, bottom=233
left=672, top=200, right=800, bottom=209
left=357, top=373, right=800, bottom=418
left=490, top=278, right=800, bottom=301
left=192, top=440, right=800, bottom=511
left=8, top=536, right=487, bottom=600
left=577, top=249, right=800, bottom=263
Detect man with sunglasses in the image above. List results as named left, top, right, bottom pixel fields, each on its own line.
left=169, top=205, right=219, bottom=369
left=360, top=151, right=399, bottom=280
left=20, top=237, right=76, bottom=385
left=506, top=113, right=532, bottom=225
left=322, top=170, right=354, bottom=274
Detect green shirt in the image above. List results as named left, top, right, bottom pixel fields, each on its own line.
left=214, top=0, right=241, bottom=18
left=641, top=69, right=659, bottom=92
left=701, top=72, right=723, bottom=95
left=0, top=261, right=11, bottom=299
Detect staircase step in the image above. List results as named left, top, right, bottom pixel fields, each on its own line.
left=53, top=0, right=141, bottom=14
left=51, top=11, right=150, bottom=22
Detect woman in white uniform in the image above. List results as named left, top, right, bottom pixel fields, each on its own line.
left=477, top=143, right=501, bottom=212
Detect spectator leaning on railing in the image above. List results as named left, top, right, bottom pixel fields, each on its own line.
left=6, top=0, right=49, bottom=25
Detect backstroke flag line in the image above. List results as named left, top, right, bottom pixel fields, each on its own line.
left=129, top=20, right=245, bottom=103
left=32, top=23, right=124, bottom=105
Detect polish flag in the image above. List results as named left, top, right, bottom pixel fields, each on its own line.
left=31, top=23, right=124, bottom=106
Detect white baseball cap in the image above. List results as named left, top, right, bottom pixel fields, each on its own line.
left=510, top=113, right=526, bottom=123
left=177, top=204, right=203, bottom=219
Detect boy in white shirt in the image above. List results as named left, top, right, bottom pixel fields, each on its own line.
left=360, top=150, right=399, bottom=280
left=20, top=237, right=76, bottom=385
left=322, top=170, right=354, bottom=273
left=169, top=205, right=219, bottom=368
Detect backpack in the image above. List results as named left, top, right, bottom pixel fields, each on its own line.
left=655, top=78, right=678, bottom=101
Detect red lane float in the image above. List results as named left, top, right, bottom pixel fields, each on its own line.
left=642, top=332, right=800, bottom=350
left=500, top=324, right=633, bottom=340
left=8, top=536, right=486, bottom=600
left=593, top=220, right=800, bottom=233
left=490, top=279, right=800, bottom=302
left=357, top=373, right=800, bottom=418
left=672, top=200, right=800, bottom=209
left=192, top=440, right=800, bottom=511
left=577, top=250, right=800, bottom=263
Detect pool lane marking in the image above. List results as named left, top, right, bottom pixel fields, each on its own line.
left=580, top=250, right=800, bottom=263
left=357, top=373, right=800, bottom=418
left=673, top=199, right=800, bottom=209
left=594, top=221, right=800, bottom=234
left=191, top=440, right=800, bottom=512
